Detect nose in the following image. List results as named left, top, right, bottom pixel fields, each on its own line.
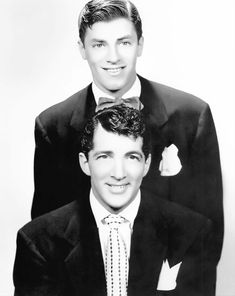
left=111, top=159, right=126, bottom=180
left=106, top=45, right=120, bottom=64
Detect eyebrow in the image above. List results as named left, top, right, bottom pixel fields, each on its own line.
left=90, top=35, right=133, bottom=43
left=90, top=38, right=105, bottom=43
left=117, top=35, right=133, bottom=41
left=92, top=150, right=144, bottom=158
left=92, top=151, right=113, bottom=157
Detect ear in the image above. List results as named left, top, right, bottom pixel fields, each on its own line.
left=79, top=152, right=91, bottom=176
left=77, top=38, right=87, bottom=60
left=137, top=36, right=144, bottom=57
left=143, top=153, right=151, bottom=177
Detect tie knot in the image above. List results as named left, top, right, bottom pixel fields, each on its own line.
left=104, top=214, right=125, bottom=228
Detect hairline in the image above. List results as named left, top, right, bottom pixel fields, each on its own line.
left=80, top=16, right=141, bottom=45
left=86, top=122, right=146, bottom=159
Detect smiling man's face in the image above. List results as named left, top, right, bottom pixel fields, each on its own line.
left=79, top=123, right=150, bottom=213
left=78, top=18, right=144, bottom=97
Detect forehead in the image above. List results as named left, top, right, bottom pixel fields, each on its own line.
left=84, top=18, right=137, bottom=42
left=91, top=124, right=143, bottom=153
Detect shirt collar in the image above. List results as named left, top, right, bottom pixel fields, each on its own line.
left=92, top=76, right=141, bottom=105
left=90, top=189, right=141, bottom=229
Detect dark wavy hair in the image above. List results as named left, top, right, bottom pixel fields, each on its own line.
left=81, top=104, right=151, bottom=159
left=78, top=0, right=142, bottom=44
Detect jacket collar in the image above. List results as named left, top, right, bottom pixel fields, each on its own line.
left=70, top=84, right=96, bottom=131
left=63, top=192, right=169, bottom=296
left=70, top=76, right=169, bottom=131
left=63, top=191, right=206, bottom=295
left=128, top=192, right=169, bottom=296
left=64, top=196, right=106, bottom=296
left=138, top=75, right=169, bottom=128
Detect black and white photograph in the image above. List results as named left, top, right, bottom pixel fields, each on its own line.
left=0, top=0, right=234, bottom=295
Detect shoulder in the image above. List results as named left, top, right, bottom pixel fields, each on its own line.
left=139, top=75, right=209, bottom=115
left=141, top=189, right=212, bottom=264
left=141, top=189, right=211, bottom=234
left=19, top=201, right=80, bottom=246
left=36, top=84, right=91, bottom=128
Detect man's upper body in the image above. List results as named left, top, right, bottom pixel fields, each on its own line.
left=31, top=0, right=223, bottom=270
left=14, top=190, right=213, bottom=296
left=14, top=105, right=214, bottom=296
left=32, top=75, right=223, bottom=264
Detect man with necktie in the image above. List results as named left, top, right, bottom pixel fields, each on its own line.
left=31, top=0, right=223, bottom=292
left=14, top=105, right=214, bottom=295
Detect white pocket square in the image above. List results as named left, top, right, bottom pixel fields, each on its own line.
left=157, top=260, right=182, bottom=291
left=159, top=144, right=182, bottom=176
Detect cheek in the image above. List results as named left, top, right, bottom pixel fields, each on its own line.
left=127, top=164, right=145, bottom=180
left=91, top=163, right=111, bottom=179
left=87, top=50, right=106, bottom=65
left=121, top=48, right=138, bottom=62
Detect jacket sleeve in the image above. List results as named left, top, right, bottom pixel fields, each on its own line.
left=13, top=230, right=59, bottom=296
left=190, top=104, right=223, bottom=264
left=31, top=116, right=58, bottom=219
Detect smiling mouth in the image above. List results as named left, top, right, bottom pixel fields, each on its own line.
left=103, top=67, right=125, bottom=75
left=107, top=183, right=129, bottom=193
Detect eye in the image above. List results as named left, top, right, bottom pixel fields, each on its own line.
left=120, top=41, right=131, bottom=46
left=96, top=154, right=109, bottom=160
left=92, top=43, right=104, bottom=48
left=128, top=154, right=141, bottom=161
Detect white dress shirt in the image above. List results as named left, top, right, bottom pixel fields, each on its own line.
left=91, top=75, right=141, bottom=105
left=89, top=189, right=141, bottom=261
left=90, top=190, right=182, bottom=291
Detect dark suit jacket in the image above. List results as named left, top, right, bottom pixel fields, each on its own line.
left=14, top=190, right=213, bottom=296
left=31, top=75, right=223, bottom=266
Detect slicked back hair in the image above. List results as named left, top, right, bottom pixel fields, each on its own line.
left=78, top=0, right=142, bottom=44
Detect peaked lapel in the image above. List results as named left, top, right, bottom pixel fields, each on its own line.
left=69, top=77, right=169, bottom=131
left=128, top=191, right=168, bottom=296
left=64, top=196, right=106, bottom=296
left=138, top=75, right=168, bottom=128
left=127, top=190, right=209, bottom=296
left=138, top=75, right=171, bottom=198
left=63, top=190, right=208, bottom=296
left=70, top=84, right=96, bottom=131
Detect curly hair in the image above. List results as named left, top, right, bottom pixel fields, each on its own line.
left=81, top=104, right=151, bottom=159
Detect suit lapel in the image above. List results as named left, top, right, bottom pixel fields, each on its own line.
left=64, top=197, right=106, bottom=296
left=128, top=192, right=168, bottom=296
left=70, top=77, right=169, bottom=130
left=63, top=191, right=206, bottom=296
left=138, top=75, right=171, bottom=198
left=70, top=84, right=96, bottom=131
left=138, top=75, right=168, bottom=128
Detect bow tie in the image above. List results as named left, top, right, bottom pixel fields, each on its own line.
left=96, top=96, right=143, bottom=112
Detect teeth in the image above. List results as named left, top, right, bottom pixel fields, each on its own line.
left=108, top=184, right=128, bottom=193
left=106, top=68, right=122, bottom=74
left=110, top=185, right=126, bottom=188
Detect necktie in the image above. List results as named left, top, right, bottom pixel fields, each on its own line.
left=104, top=214, right=128, bottom=296
left=96, top=96, right=143, bottom=112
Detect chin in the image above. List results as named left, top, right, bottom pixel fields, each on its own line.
left=108, top=202, right=126, bottom=212
left=105, top=81, right=125, bottom=91
left=110, top=206, right=122, bottom=213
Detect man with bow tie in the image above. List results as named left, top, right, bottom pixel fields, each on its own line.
left=31, top=0, right=223, bottom=292
left=14, top=105, right=214, bottom=295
